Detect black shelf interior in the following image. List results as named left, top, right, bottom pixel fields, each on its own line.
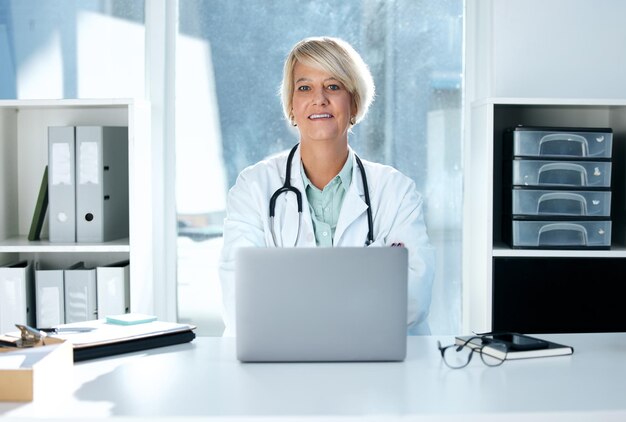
left=493, top=257, right=626, bottom=333
left=491, top=103, right=626, bottom=333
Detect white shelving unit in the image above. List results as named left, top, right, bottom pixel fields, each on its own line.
left=0, top=99, right=156, bottom=316
left=463, top=98, right=626, bottom=333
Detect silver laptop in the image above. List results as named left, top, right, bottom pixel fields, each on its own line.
left=235, top=247, right=408, bottom=362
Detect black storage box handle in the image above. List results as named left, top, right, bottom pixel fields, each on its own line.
left=539, top=133, right=588, bottom=157
left=537, top=162, right=588, bottom=186
left=537, top=222, right=587, bottom=246
left=537, top=192, right=587, bottom=215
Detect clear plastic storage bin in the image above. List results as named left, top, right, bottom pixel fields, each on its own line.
left=506, top=127, right=613, bottom=158
left=510, top=220, right=611, bottom=248
left=510, top=160, right=611, bottom=188
left=510, top=189, right=611, bottom=217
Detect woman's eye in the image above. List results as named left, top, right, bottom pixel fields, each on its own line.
left=327, top=84, right=340, bottom=91
left=297, top=85, right=310, bottom=91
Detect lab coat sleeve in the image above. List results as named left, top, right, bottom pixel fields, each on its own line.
left=384, top=180, right=435, bottom=335
left=219, top=170, right=267, bottom=337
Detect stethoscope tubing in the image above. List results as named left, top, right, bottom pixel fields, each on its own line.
left=354, top=153, right=374, bottom=246
left=269, top=144, right=374, bottom=247
left=269, top=145, right=303, bottom=246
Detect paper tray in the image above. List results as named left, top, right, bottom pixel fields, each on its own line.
left=0, top=338, right=73, bottom=402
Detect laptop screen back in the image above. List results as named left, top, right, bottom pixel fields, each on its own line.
left=235, top=247, right=408, bottom=362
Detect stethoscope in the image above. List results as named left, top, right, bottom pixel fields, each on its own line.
left=269, top=144, right=374, bottom=247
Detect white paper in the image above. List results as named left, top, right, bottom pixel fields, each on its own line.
left=51, top=143, right=72, bottom=185
left=51, top=319, right=193, bottom=346
left=0, top=354, right=26, bottom=369
left=78, top=141, right=99, bottom=184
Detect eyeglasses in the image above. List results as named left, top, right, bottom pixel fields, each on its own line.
left=437, top=336, right=508, bottom=369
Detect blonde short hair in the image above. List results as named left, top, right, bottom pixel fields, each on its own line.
left=280, top=37, right=375, bottom=125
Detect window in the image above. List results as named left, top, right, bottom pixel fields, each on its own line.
left=176, top=0, right=464, bottom=335
left=0, top=0, right=145, bottom=99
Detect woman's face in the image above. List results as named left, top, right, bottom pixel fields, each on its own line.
left=291, top=61, right=353, bottom=145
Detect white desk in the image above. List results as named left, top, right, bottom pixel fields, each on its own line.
left=2, top=334, right=626, bottom=421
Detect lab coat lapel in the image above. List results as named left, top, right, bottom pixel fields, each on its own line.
left=334, top=151, right=368, bottom=245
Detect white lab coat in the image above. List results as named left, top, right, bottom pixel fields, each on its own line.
left=219, top=145, right=435, bottom=337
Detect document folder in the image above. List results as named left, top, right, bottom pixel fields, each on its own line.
left=35, top=264, right=65, bottom=328
left=46, top=319, right=196, bottom=362
left=48, top=126, right=76, bottom=242
left=0, top=261, right=35, bottom=334
left=96, top=260, right=130, bottom=318
left=28, top=165, right=49, bottom=241
left=64, top=262, right=97, bottom=323
left=74, top=329, right=196, bottom=362
left=75, top=126, right=129, bottom=242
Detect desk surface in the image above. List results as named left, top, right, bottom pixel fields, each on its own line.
left=2, top=333, right=626, bottom=421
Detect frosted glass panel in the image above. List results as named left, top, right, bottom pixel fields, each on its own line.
left=0, top=0, right=145, bottom=99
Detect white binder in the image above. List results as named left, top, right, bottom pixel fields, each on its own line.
left=96, top=260, right=130, bottom=318
left=48, top=126, right=76, bottom=242
left=35, top=264, right=65, bottom=328
left=75, top=126, right=129, bottom=243
left=64, top=262, right=97, bottom=323
left=0, top=260, right=35, bottom=334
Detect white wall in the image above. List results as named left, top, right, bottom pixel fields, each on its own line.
left=468, top=0, right=626, bottom=101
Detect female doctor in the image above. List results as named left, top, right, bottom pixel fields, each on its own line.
left=219, top=36, right=434, bottom=337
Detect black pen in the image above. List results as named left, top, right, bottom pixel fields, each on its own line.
left=37, top=327, right=96, bottom=334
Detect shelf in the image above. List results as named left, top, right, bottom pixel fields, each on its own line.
left=464, top=98, right=626, bottom=333
left=0, top=98, right=138, bottom=109
left=492, top=243, right=626, bottom=258
left=472, top=97, right=626, bottom=107
left=0, top=236, right=130, bottom=253
left=0, top=98, right=160, bottom=318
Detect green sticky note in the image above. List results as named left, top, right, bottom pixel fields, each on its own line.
left=105, top=313, right=158, bottom=325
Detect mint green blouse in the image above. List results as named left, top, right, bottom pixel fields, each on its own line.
left=300, top=158, right=353, bottom=246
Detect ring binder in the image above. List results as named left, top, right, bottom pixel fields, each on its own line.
left=0, top=261, right=35, bottom=334
left=48, top=127, right=76, bottom=243
left=75, top=126, right=129, bottom=243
